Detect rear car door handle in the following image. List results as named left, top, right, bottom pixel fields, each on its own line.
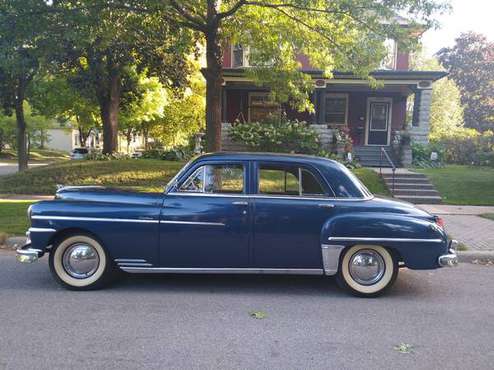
left=318, top=203, right=335, bottom=209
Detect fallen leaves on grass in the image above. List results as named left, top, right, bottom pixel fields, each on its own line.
left=249, top=311, right=267, bottom=319
left=394, top=343, right=414, bottom=354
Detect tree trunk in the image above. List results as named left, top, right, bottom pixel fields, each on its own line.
left=203, top=25, right=223, bottom=152
left=14, top=93, right=28, bottom=171
left=101, top=70, right=121, bottom=154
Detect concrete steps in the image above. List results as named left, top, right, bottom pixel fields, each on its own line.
left=353, top=146, right=399, bottom=167
left=382, top=173, right=442, bottom=204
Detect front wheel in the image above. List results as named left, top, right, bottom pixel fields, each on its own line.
left=336, top=245, right=398, bottom=297
left=49, top=233, right=114, bottom=290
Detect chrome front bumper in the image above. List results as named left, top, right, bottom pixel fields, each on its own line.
left=16, top=244, right=42, bottom=264
left=438, top=240, right=459, bottom=267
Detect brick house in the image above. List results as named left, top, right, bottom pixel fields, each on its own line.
left=219, top=38, right=447, bottom=166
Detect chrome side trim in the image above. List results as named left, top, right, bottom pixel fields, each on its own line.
left=119, top=267, right=324, bottom=275
left=32, top=215, right=159, bottom=224
left=114, top=258, right=148, bottom=263
left=166, top=192, right=372, bottom=202
left=321, top=244, right=346, bottom=275
left=160, top=220, right=225, bottom=226
left=28, top=227, right=57, bottom=233
left=117, top=263, right=153, bottom=267
left=328, top=237, right=444, bottom=243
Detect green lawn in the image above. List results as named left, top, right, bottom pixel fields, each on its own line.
left=353, top=168, right=389, bottom=196
left=0, top=159, right=184, bottom=194
left=0, top=200, right=34, bottom=236
left=480, top=213, right=494, bottom=221
left=416, top=165, right=494, bottom=205
left=0, top=149, right=70, bottom=162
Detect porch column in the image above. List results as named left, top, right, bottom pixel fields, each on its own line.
left=410, top=86, right=433, bottom=145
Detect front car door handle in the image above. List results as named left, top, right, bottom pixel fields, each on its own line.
left=318, top=203, right=335, bottom=209
left=232, top=201, right=248, bottom=206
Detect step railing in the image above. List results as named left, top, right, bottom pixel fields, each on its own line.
left=379, top=147, right=396, bottom=195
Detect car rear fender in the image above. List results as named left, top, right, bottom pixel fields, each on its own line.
left=320, top=212, right=449, bottom=271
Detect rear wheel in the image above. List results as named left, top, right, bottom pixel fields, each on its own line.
left=336, top=245, right=398, bottom=297
left=49, top=234, right=114, bottom=290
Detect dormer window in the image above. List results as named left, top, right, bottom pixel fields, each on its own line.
left=380, top=39, right=397, bottom=70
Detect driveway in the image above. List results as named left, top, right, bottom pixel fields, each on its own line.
left=0, top=250, right=492, bottom=369
left=0, top=162, right=49, bottom=176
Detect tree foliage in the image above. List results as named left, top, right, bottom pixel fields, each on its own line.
left=411, top=56, right=464, bottom=139
left=0, top=1, right=52, bottom=169
left=438, top=32, right=494, bottom=132
left=46, top=0, right=195, bottom=153
left=116, top=0, right=447, bottom=151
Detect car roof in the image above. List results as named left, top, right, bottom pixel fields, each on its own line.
left=197, top=152, right=342, bottom=169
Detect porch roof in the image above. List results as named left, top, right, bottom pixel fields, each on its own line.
left=222, top=68, right=448, bottom=83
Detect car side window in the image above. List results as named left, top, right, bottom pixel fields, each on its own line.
left=178, top=164, right=244, bottom=194
left=258, top=164, right=326, bottom=197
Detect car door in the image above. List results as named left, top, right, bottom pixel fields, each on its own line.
left=252, top=162, right=336, bottom=269
left=159, top=161, right=251, bottom=268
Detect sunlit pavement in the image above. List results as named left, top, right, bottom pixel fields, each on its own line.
left=0, top=162, right=48, bottom=176
left=1, top=249, right=493, bottom=369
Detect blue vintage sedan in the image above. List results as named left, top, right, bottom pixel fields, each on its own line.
left=17, top=152, right=458, bottom=296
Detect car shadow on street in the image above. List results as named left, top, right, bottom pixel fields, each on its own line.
left=106, top=271, right=424, bottom=299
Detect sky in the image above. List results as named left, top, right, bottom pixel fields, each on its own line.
left=421, top=0, right=494, bottom=56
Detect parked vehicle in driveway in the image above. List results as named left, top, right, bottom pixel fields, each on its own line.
left=16, top=152, right=458, bottom=296
left=70, top=147, right=89, bottom=160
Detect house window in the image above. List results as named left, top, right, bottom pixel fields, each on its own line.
left=324, top=93, right=348, bottom=125
left=380, top=39, right=397, bottom=70
left=232, top=44, right=248, bottom=68
left=248, top=92, right=280, bottom=122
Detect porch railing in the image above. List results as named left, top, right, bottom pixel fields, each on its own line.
left=379, top=146, right=396, bottom=195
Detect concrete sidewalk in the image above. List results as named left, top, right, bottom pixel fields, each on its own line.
left=418, top=204, right=494, bottom=251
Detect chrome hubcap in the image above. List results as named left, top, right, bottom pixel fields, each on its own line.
left=348, top=249, right=385, bottom=285
left=62, top=243, right=100, bottom=279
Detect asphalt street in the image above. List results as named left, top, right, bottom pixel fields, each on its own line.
left=0, top=249, right=493, bottom=370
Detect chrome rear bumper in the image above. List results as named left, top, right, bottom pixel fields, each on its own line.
left=438, top=240, right=459, bottom=267
left=16, top=244, right=42, bottom=264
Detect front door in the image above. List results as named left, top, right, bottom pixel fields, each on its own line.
left=159, top=162, right=250, bottom=268
left=252, top=162, right=335, bottom=269
left=366, top=98, right=392, bottom=145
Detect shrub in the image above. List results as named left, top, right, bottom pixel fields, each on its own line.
left=229, top=118, right=320, bottom=155
left=85, top=152, right=130, bottom=161
left=141, top=147, right=193, bottom=161
left=411, top=143, right=444, bottom=168
left=431, top=128, right=494, bottom=166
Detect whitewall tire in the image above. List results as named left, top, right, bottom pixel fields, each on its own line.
left=49, top=234, right=113, bottom=290
left=337, top=245, right=398, bottom=297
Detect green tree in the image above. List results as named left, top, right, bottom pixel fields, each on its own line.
left=412, top=56, right=464, bottom=139
left=438, top=32, right=494, bottom=131
left=30, top=74, right=100, bottom=147
left=120, top=0, right=446, bottom=151
left=47, top=0, right=194, bottom=153
left=150, top=69, right=205, bottom=147
left=0, top=1, right=51, bottom=170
